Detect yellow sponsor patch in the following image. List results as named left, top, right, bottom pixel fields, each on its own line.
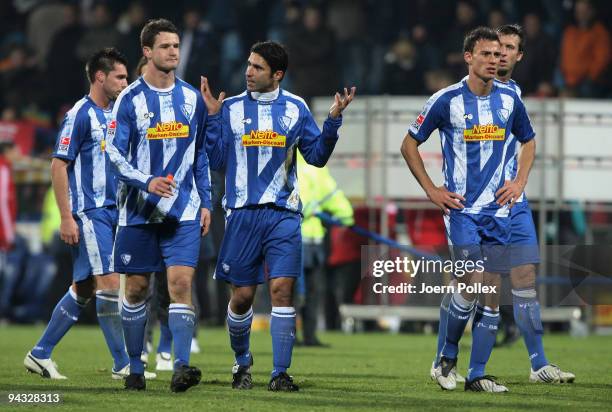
left=242, top=130, right=286, bottom=147
left=463, top=124, right=505, bottom=141
left=146, top=121, right=190, bottom=139
left=101, top=140, right=106, bottom=152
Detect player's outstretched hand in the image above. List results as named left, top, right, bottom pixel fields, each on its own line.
left=200, top=208, right=211, bottom=236
left=148, top=176, right=176, bottom=198
left=60, top=216, right=79, bottom=245
left=495, top=179, right=524, bottom=209
left=200, top=76, right=225, bottom=115
left=329, top=87, right=356, bottom=119
left=427, top=185, right=465, bottom=215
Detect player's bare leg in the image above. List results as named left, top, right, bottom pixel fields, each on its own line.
left=268, top=277, right=299, bottom=392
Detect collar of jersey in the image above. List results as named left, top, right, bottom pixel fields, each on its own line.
left=141, top=76, right=175, bottom=93
left=462, top=78, right=497, bottom=99
left=85, top=94, right=113, bottom=112
left=249, top=87, right=280, bottom=102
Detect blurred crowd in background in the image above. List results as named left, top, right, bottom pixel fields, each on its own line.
left=1, top=0, right=612, bottom=158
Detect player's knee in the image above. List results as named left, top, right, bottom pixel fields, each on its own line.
left=270, top=282, right=294, bottom=307
left=125, top=279, right=148, bottom=303
left=95, top=273, right=120, bottom=291
left=73, top=278, right=95, bottom=299
left=511, top=264, right=536, bottom=289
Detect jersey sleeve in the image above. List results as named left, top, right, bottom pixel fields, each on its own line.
left=52, top=110, right=88, bottom=161
left=106, top=93, right=153, bottom=191
left=297, top=106, right=342, bottom=168
left=204, top=102, right=230, bottom=171
left=194, top=96, right=212, bottom=210
left=408, top=94, right=446, bottom=143
left=511, top=97, right=535, bottom=143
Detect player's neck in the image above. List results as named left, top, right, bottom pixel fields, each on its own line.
left=88, top=87, right=110, bottom=110
left=466, top=74, right=493, bottom=96
left=496, top=72, right=512, bottom=83
left=144, top=69, right=175, bottom=90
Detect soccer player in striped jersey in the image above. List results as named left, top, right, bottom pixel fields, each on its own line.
left=106, top=19, right=211, bottom=392
left=201, top=41, right=355, bottom=391
left=496, top=24, right=574, bottom=384
left=430, top=24, right=574, bottom=387
left=23, top=48, right=154, bottom=381
left=401, top=27, right=535, bottom=392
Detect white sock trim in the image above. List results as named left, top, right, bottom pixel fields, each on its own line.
left=512, top=288, right=537, bottom=299
left=228, top=305, right=253, bottom=320
left=271, top=306, right=296, bottom=318
left=69, top=287, right=90, bottom=306
left=122, top=298, right=146, bottom=312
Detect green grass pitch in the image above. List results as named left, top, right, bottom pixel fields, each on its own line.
left=0, top=325, right=610, bottom=411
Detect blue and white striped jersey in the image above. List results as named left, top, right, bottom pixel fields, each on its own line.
left=53, top=95, right=116, bottom=215
left=106, top=77, right=212, bottom=226
left=409, top=78, right=535, bottom=216
left=495, top=78, right=527, bottom=204
left=206, top=88, right=342, bottom=212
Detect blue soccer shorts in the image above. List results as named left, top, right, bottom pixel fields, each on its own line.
left=509, top=200, right=540, bottom=268
left=444, top=211, right=511, bottom=274
left=113, top=220, right=201, bottom=273
left=72, top=206, right=117, bottom=282
left=215, top=206, right=302, bottom=286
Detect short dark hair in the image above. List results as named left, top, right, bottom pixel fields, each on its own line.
left=497, top=24, right=525, bottom=52
left=85, top=47, right=128, bottom=83
left=250, top=41, right=289, bottom=80
left=140, top=18, right=179, bottom=49
left=463, top=26, right=500, bottom=53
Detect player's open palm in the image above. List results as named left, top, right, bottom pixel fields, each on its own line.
left=329, top=87, right=357, bottom=119
left=60, top=217, right=79, bottom=245
left=200, top=76, right=225, bottom=115
left=427, top=185, right=465, bottom=215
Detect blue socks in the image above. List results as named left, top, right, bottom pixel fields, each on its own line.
left=467, top=305, right=499, bottom=380
left=435, top=291, right=452, bottom=366
left=441, top=293, right=474, bottom=360
left=121, top=298, right=147, bottom=375
left=168, top=303, right=195, bottom=370
left=157, top=321, right=172, bottom=354
left=31, top=288, right=88, bottom=359
left=513, top=288, right=548, bottom=371
left=96, top=290, right=129, bottom=371
left=270, top=306, right=296, bottom=378
left=227, top=305, right=253, bottom=366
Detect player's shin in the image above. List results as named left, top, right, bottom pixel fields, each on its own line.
left=435, top=290, right=453, bottom=365
left=227, top=305, right=253, bottom=366
left=512, top=288, right=548, bottom=370
left=121, top=298, right=147, bottom=375
left=31, top=287, right=89, bottom=359
left=442, top=291, right=475, bottom=360
left=270, top=307, right=296, bottom=377
left=168, top=303, right=196, bottom=370
left=96, top=289, right=129, bottom=370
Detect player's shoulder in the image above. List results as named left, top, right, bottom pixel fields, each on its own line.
left=427, top=81, right=464, bottom=109
left=279, top=89, right=309, bottom=110
left=495, top=79, right=522, bottom=100
left=221, top=91, right=248, bottom=110
left=175, top=77, right=198, bottom=94
left=64, top=96, right=92, bottom=124
left=115, top=79, right=145, bottom=108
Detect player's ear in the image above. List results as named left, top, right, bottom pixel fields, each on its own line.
left=95, top=70, right=106, bottom=84
left=142, top=46, right=152, bottom=60
left=464, top=51, right=472, bottom=65
left=516, top=51, right=524, bottom=62
left=273, top=70, right=284, bottom=82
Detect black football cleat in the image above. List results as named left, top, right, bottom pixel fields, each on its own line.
left=232, top=353, right=254, bottom=389
left=268, top=372, right=299, bottom=392
left=170, top=365, right=202, bottom=393
left=124, top=373, right=146, bottom=391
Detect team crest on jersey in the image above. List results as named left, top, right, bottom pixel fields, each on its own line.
left=222, top=263, right=230, bottom=273
left=278, top=115, right=292, bottom=133
left=463, top=124, right=505, bottom=142
left=242, top=130, right=286, bottom=147
left=146, top=121, right=190, bottom=139
left=496, top=108, right=510, bottom=123
left=180, top=103, right=194, bottom=120
left=121, top=254, right=131, bottom=265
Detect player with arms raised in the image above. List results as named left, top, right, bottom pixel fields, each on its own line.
left=201, top=41, right=355, bottom=391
